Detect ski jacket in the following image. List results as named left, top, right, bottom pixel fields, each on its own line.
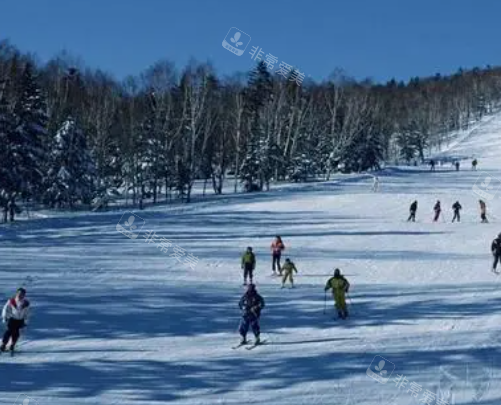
left=434, top=203, right=441, bottom=212
left=452, top=202, right=462, bottom=211
left=325, top=276, right=350, bottom=293
left=2, top=297, right=30, bottom=324
left=492, top=238, right=501, bottom=256
left=281, top=261, right=297, bottom=274
left=271, top=240, right=285, bottom=254
left=480, top=202, right=486, bottom=214
left=239, top=292, right=265, bottom=317
left=410, top=202, right=417, bottom=212
left=241, top=252, right=256, bottom=269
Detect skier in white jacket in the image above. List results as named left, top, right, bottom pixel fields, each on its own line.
left=372, top=176, right=380, bottom=192
left=1, top=288, right=30, bottom=352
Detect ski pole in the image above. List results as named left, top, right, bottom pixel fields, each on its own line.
left=323, top=290, right=327, bottom=314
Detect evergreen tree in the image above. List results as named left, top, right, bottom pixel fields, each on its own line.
left=45, top=118, right=96, bottom=207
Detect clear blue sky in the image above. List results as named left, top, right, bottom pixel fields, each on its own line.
left=2, top=0, right=501, bottom=83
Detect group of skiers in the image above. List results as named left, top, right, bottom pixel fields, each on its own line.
left=407, top=199, right=488, bottom=223
left=237, top=236, right=351, bottom=345
left=429, top=158, right=477, bottom=171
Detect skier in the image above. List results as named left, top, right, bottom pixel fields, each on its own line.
left=433, top=200, right=441, bottom=222
left=479, top=200, right=488, bottom=223
left=372, top=176, right=380, bottom=192
left=270, top=236, right=285, bottom=276
left=238, top=284, right=265, bottom=345
left=472, top=159, right=478, bottom=170
left=1, top=288, right=30, bottom=353
left=407, top=200, right=418, bottom=222
left=241, top=247, right=256, bottom=286
left=281, top=258, right=298, bottom=288
left=429, top=160, right=436, bottom=171
left=455, top=161, right=460, bottom=171
left=491, top=233, right=501, bottom=273
left=324, top=269, right=350, bottom=319
left=452, top=201, right=462, bottom=223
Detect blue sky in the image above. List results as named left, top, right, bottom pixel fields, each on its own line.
left=1, top=0, right=501, bottom=83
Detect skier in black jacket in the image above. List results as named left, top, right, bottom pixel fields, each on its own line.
left=407, top=201, right=418, bottom=222
left=491, top=234, right=501, bottom=273
left=452, top=201, right=462, bottom=222
left=238, top=284, right=265, bottom=345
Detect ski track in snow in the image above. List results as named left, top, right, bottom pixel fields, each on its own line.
left=2, top=116, right=501, bottom=404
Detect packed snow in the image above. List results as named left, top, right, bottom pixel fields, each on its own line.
left=2, top=114, right=501, bottom=405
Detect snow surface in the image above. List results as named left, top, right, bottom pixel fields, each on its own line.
left=2, top=115, right=501, bottom=405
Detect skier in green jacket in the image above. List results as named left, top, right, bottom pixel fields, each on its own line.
left=324, top=269, right=350, bottom=319
left=241, top=247, right=256, bottom=286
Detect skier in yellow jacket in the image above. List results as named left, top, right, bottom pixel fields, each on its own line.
left=281, top=258, right=298, bottom=288
left=324, top=268, right=350, bottom=319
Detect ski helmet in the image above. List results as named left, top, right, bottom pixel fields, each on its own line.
left=285, top=258, right=290, bottom=262
left=247, top=246, right=253, bottom=252
left=334, top=268, right=341, bottom=276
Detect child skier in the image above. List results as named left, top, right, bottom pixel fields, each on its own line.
left=480, top=200, right=488, bottom=223
left=452, top=201, right=462, bottom=222
left=433, top=200, right=441, bottom=222
left=281, top=258, right=298, bottom=288
left=1, top=288, right=30, bottom=353
left=238, top=284, right=265, bottom=345
left=324, top=269, right=350, bottom=319
left=241, top=247, right=256, bottom=286
left=407, top=200, right=418, bottom=222
left=270, top=236, right=285, bottom=275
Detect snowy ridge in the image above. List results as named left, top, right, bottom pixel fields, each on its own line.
left=2, top=114, right=501, bottom=404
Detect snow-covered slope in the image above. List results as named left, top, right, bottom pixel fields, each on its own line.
left=2, top=114, right=501, bottom=405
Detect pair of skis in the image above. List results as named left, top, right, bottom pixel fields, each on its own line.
left=232, top=340, right=266, bottom=350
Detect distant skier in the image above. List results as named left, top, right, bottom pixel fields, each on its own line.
left=1, top=288, right=30, bottom=353
left=472, top=159, right=478, bottom=170
left=270, top=236, right=285, bottom=276
left=324, top=269, right=350, bottom=319
left=407, top=200, right=418, bottom=222
left=491, top=234, right=501, bottom=273
left=238, top=283, right=265, bottom=345
left=479, top=200, right=488, bottom=223
left=241, top=247, right=256, bottom=286
left=433, top=200, right=441, bottom=222
left=372, top=176, right=380, bottom=192
left=452, top=201, right=462, bottom=223
left=281, top=258, right=298, bottom=288
left=455, top=161, right=460, bottom=171
left=429, top=160, right=436, bottom=171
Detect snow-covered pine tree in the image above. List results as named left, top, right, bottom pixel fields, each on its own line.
left=13, top=62, right=49, bottom=203
left=45, top=117, right=96, bottom=208
left=0, top=86, right=17, bottom=221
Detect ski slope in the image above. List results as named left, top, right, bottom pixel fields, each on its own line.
left=2, top=117, right=501, bottom=405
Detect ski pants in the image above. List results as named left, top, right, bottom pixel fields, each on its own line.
left=493, top=254, right=501, bottom=270
left=282, top=270, right=294, bottom=285
left=239, top=313, right=260, bottom=337
left=333, top=290, right=347, bottom=311
left=433, top=210, right=441, bottom=222
left=243, top=265, right=254, bottom=283
left=481, top=213, right=488, bottom=223
left=2, top=319, right=25, bottom=348
left=452, top=211, right=460, bottom=222
left=407, top=211, right=416, bottom=222
left=272, top=252, right=281, bottom=272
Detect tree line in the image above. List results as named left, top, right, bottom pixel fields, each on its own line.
left=1, top=38, right=501, bottom=219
